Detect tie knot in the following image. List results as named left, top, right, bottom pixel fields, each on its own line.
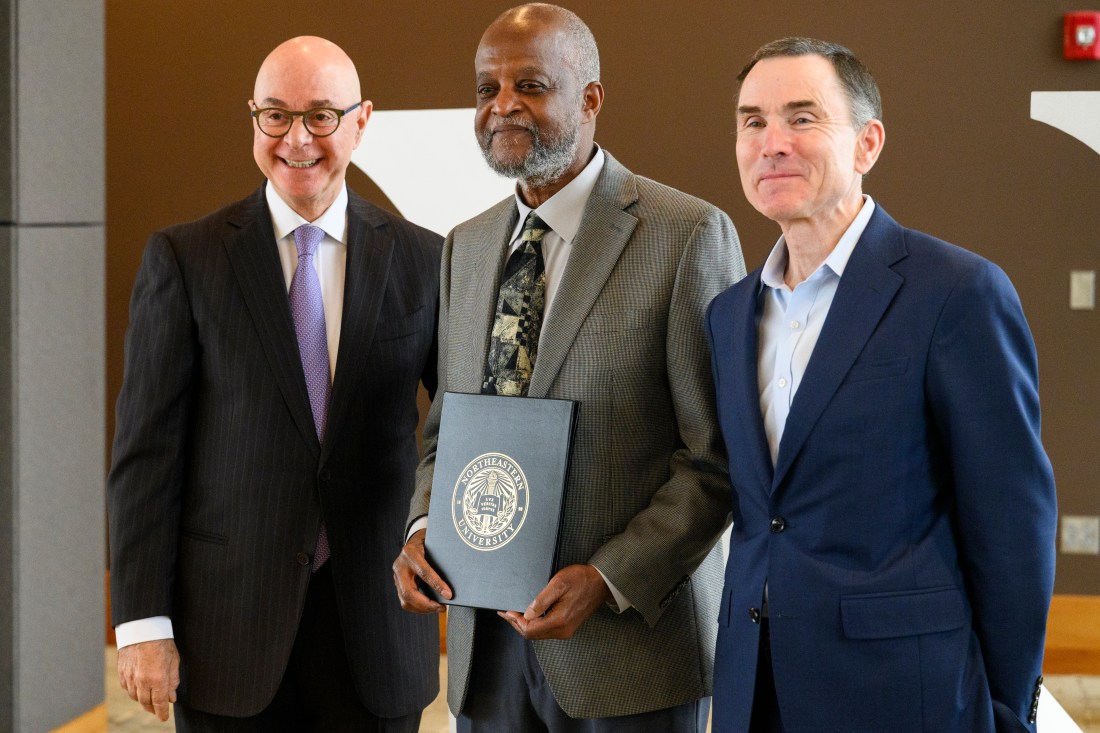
left=522, top=212, right=550, bottom=244
left=293, top=224, right=325, bottom=259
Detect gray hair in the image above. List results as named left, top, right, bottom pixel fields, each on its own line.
left=737, top=37, right=882, bottom=128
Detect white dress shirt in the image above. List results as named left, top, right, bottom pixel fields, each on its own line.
left=114, top=183, right=350, bottom=649
left=509, top=146, right=605, bottom=323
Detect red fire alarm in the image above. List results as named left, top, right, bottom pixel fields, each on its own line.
left=1065, top=11, right=1100, bottom=60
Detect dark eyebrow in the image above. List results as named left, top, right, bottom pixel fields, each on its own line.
left=784, top=100, right=818, bottom=112
left=736, top=100, right=820, bottom=116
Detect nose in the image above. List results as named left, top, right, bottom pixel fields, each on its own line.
left=490, top=86, right=522, bottom=118
left=761, top=123, right=791, bottom=158
left=283, top=115, right=314, bottom=147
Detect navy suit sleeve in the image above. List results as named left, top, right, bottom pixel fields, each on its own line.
left=108, top=232, right=196, bottom=624
left=926, top=259, right=1056, bottom=732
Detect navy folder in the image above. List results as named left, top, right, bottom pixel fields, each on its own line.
left=425, top=392, right=578, bottom=612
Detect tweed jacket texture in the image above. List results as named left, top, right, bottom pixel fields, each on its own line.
left=409, top=151, right=746, bottom=718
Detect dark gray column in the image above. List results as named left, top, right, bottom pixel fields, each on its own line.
left=1, top=2, right=106, bottom=731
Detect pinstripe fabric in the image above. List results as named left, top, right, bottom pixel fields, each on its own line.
left=108, top=185, right=442, bottom=718
left=410, top=152, right=747, bottom=719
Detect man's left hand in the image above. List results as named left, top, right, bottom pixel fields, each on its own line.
left=498, top=564, right=610, bottom=640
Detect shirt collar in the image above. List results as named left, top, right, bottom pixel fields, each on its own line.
left=513, top=145, right=606, bottom=243
left=760, top=196, right=877, bottom=291
left=265, top=182, right=349, bottom=244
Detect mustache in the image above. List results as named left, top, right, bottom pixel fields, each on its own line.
left=486, top=116, right=537, bottom=135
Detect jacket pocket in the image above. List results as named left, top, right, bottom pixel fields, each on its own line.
left=582, top=306, right=655, bottom=335
left=842, top=355, right=909, bottom=385
left=841, top=585, right=965, bottom=639
left=375, top=303, right=428, bottom=341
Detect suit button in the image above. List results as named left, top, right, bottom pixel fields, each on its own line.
left=319, top=470, right=332, bottom=482
left=770, top=517, right=786, bottom=533
left=749, top=607, right=761, bottom=623
left=296, top=552, right=311, bottom=566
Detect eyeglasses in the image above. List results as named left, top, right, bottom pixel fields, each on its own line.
left=250, top=101, right=364, bottom=138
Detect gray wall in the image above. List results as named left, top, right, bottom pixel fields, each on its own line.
left=1, top=1, right=106, bottom=731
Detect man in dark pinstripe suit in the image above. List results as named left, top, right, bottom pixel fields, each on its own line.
left=394, top=5, right=746, bottom=731
left=108, top=36, right=441, bottom=731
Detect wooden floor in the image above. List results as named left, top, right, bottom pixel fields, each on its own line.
left=98, top=648, right=1100, bottom=732
left=1046, top=595, right=1100, bottom=675
left=91, top=593, right=1100, bottom=732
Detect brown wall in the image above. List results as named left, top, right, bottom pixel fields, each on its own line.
left=106, top=1, right=1100, bottom=593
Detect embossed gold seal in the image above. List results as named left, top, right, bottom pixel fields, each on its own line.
left=451, top=452, right=529, bottom=551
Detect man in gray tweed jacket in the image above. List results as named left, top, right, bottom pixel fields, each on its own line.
left=393, top=4, right=745, bottom=731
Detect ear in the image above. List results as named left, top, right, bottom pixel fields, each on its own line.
left=580, top=81, right=604, bottom=124
left=353, top=100, right=373, bottom=147
left=855, top=118, right=885, bottom=175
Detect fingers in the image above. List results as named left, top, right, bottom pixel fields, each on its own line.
left=116, top=639, right=180, bottom=721
left=497, top=609, right=529, bottom=635
left=523, top=577, right=564, bottom=621
left=150, top=686, right=174, bottom=722
left=392, top=529, right=452, bottom=613
left=506, top=564, right=610, bottom=641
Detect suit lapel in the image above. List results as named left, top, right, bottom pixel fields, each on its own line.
left=725, top=272, right=776, bottom=493
left=528, top=154, right=638, bottom=398
left=450, top=199, right=517, bottom=393
left=772, top=207, right=907, bottom=488
left=224, top=187, right=320, bottom=455
left=323, top=193, right=394, bottom=461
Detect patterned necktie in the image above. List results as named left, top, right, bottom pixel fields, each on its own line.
left=482, top=211, right=549, bottom=397
left=290, top=224, right=331, bottom=571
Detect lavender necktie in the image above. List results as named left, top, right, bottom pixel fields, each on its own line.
left=290, top=224, right=331, bottom=571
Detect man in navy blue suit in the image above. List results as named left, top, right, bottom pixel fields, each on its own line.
left=706, top=37, right=1057, bottom=732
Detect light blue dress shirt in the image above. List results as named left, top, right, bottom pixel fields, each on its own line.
left=757, top=197, right=876, bottom=466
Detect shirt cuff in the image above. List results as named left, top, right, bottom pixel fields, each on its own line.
left=593, top=565, right=632, bottom=613
left=115, top=616, right=174, bottom=648
left=406, top=515, right=429, bottom=544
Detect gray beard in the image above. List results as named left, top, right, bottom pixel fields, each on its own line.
left=479, top=121, right=580, bottom=188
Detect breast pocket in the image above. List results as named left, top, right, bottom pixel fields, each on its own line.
left=375, top=302, right=429, bottom=342
left=841, top=355, right=909, bottom=385
left=579, top=306, right=656, bottom=336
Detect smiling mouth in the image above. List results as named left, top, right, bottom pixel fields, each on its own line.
left=491, top=123, right=533, bottom=136
left=759, top=173, right=799, bottom=183
left=284, top=158, right=319, bottom=169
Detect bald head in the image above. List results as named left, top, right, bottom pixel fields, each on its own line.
left=254, top=36, right=361, bottom=105
left=250, top=36, right=370, bottom=221
left=484, top=4, right=600, bottom=88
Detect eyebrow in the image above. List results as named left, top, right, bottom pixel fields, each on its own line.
left=476, top=66, right=548, bottom=81
left=258, top=97, right=338, bottom=108
left=737, top=99, right=819, bottom=116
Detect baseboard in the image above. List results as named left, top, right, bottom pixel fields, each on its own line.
left=49, top=703, right=106, bottom=733
left=1044, top=594, right=1100, bottom=675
